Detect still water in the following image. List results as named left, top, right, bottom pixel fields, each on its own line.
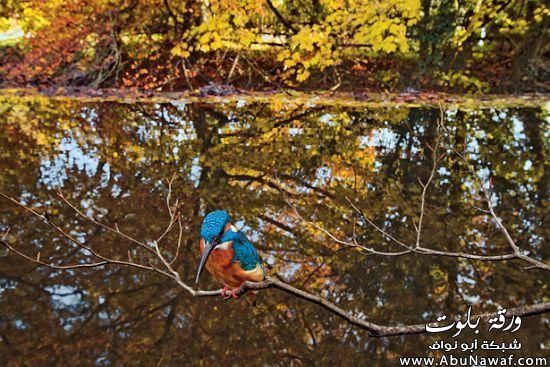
left=0, top=96, right=548, bottom=366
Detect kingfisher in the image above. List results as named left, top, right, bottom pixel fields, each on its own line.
left=196, top=210, right=265, bottom=299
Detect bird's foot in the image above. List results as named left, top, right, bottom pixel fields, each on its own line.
left=220, top=286, right=233, bottom=299
left=229, top=288, right=240, bottom=299
left=220, top=286, right=241, bottom=300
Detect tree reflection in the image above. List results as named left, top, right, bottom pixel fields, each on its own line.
left=0, top=97, right=548, bottom=365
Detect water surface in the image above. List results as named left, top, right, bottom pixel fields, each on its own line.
left=0, top=97, right=548, bottom=366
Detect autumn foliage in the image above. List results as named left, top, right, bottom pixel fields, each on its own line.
left=0, top=0, right=548, bottom=92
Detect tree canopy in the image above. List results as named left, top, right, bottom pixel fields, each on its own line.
left=0, top=0, right=548, bottom=92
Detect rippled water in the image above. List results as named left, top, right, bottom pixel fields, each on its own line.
left=0, top=96, right=548, bottom=366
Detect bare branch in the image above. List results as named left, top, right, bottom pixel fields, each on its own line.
left=414, top=247, right=516, bottom=261
left=56, top=191, right=157, bottom=257
left=169, top=216, right=184, bottom=265
left=278, top=106, right=548, bottom=271
left=220, top=278, right=550, bottom=337
left=0, top=193, right=167, bottom=275
left=155, top=175, right=180, bottom=243
left=1, top=190, right=548, bottom=338
left=1, top=227, right=9, bottom=240
left=437, top=106, right=550, bottom=271
left=345, top=196, right=412, bottom=251
left=0, top=239, right=109, bottom=270
left=287, top=198, right=412, bottom=256
left=1, top=193, right=117, bottom=261
left=0, top=238, right=156, bottom=273
left=414, top=116, right=442, bottom=249
left=3, top=231, right=547, bottom=338
left=165, top=173, right=177, bottom=217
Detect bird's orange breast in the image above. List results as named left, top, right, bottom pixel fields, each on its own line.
left=199, top=239, right=264, bottom=287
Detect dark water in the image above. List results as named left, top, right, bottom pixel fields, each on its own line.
left=0, top=97, right=548, bottom=366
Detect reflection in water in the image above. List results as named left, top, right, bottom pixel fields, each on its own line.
left=0, top=97, right=548, bottom=365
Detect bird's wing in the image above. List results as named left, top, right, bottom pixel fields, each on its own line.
left=232, top=232, right=262, bottom=271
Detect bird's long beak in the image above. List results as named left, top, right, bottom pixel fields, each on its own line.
left=196, top=240, right=215, bottom=283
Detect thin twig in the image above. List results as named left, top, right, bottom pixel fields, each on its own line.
left=57, top=192, right=157, bottom=256
left=345, top=196, right=412, bottom=251
left=414, top=116, right=443, bottom=249
left=288, top=199, right=411, bottom=256
left=169, top=216, right=184, bottom=265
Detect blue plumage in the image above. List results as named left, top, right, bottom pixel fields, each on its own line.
left=200, top=210, right=231, bottom=243
left=196, top=209, right=265, bottom=292
left=199, top=209, right=262, bottom=270
left=221, top=230, right=262, bottom=271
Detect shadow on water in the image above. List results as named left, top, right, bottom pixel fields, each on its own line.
left=0, top=96, right=548, bottom=366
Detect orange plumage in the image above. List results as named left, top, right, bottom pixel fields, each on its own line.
left=199, top=238, right=264, bottom=288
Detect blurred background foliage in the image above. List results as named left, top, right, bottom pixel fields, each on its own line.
left=0, top=0, right=548, bottom=92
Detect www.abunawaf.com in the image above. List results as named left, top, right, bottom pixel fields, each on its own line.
left=399, top=355, right=548, bottom=366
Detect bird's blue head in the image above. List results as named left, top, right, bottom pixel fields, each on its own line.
left=196, top=210, right=231, bottom=283
left=200, top=210, right=231, bottom=244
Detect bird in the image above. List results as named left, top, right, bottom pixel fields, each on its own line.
left=196, top=210, right=265, bottom=299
